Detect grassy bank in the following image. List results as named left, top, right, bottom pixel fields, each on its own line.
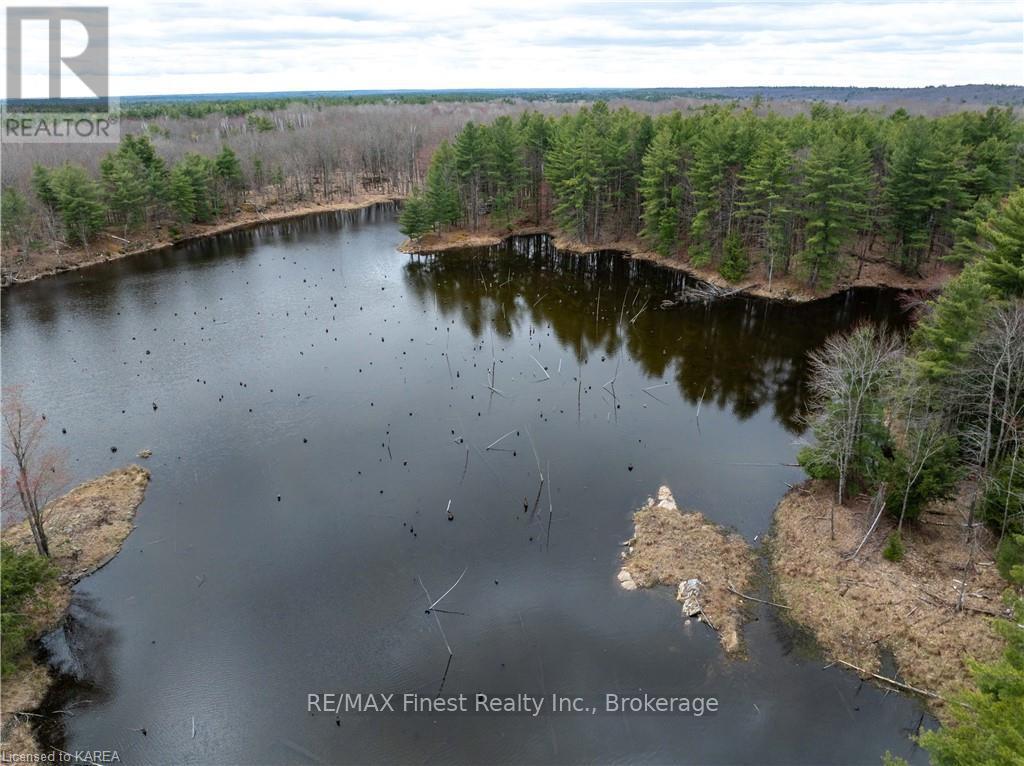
left=0, top=465, right=151, bottom=756
left=769, top=480, right=1009, bottom=721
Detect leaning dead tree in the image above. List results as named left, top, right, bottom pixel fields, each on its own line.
left=1, top=386, right=69, bottom=557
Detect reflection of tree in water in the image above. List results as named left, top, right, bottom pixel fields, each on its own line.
left=34, top=592, right=118, bottom=752
left=404, top=235, right=907, bottom=433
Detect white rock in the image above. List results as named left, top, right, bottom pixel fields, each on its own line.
left=676, top=578, right=703, bottom=617
left=618, top=568, right=638, bottom=590
left=656, top=485, right=678, bottom=511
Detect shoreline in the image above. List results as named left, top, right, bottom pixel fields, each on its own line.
left=402, top=227, right=957, bottom=303
left=0, top=465, right=151, bottom=756
left=1, top=193, right=402, bottom=288
left=768, top=480, right=1010, bottom=722
left=613, top=480, right=1011, bottom=722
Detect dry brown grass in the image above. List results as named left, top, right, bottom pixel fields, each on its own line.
left=1, top=465, right=150, bottom=754
left=4, top=465, right=150, bottom=581
left=619, top=486, right=755, bottom=655
left=770, top=480, right=1009, bottom=719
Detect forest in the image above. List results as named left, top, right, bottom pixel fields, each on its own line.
left=798, top=184, right=1024, bottom=766
left=400, top=103, right=1021, bottom=289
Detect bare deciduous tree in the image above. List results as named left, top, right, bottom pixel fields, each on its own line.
left=886, top=366, right=954, bottom=533
left=951, top=303, right=1024, bottom=609
left=803, top=324, right=902, bottom=536
left=1, top=386, right=69, bottom=556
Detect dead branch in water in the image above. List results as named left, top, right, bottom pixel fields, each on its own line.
left=629, top=298, right=650, bottom=324
left=832, top=659, right=962, bottom=705
left=485, top=430, right=516, bottom=451
left=726, top=582, right=791, bottom=609
left=528, top=354, right=551, bottom=381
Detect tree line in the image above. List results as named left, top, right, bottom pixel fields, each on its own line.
left=2, top=135, right=245, bottom=255
left=401, top=103, right=1022, bottom=289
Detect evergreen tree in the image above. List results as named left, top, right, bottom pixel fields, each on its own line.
left=1, top=188, right=31, bottom=252
left=47, top=164, right=106, bottom=245
left=454, top=122, right=485, bottom=230
left=719, top=231, right=749, bottom=282
left=484, top=116, right=525, bottom=227
left=798, top=132, right=871, bottom=288
left=424, top=140, right=461, bottom=231
left=640, top=123, right=685, bottom=256
left=398, top=194, right=431, bottom=239
left=884, top=119, right=966, bottom=274
left=100, top=149, right=148, bottom=231
left=519, top=111, right=550, bottom=221
left=30, top=165, right=58, bottom=210
left=214, top=146, right=245, bottom=210
left=976, top=187, right=1024, bottom=299
left=168, top=165, right=197, bottom=223
left=171, top=154, right=217, bottom=223
left=913, top=263, right=993, bottom=380
left=738, top=129, right=795, bottom=288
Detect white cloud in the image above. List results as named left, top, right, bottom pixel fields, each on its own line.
left=2, top=0, right=1020, bottom=96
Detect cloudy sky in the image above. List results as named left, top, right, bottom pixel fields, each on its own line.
left=3, top=1, right=1022, bottom=97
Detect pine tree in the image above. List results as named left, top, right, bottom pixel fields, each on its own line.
left=46, top=164, right=106, bottom=246
left=545, top=111, right=601, bottom=240
left=100, top=150, right=148, bottom=231
left=171, top=154, right=217, bottom=223
left=884, top=119, right=966, bottom=274
left=519, top=111, right=550, bottom=221
left=484, top=116, right=525, bottom=227
left=798, top=132, right=871, bottom=288
left=913, top=263, right=993, bottom=380
left=214, top=146, right=244, bottom=210
left=398, top=194, right=430, bottom=239
left=30, top=165, right=58, bottom=210
left=424, top=141, right=461, bottom=231
left=168, top=165, right=197, bottom=223
left=454, top=122, right=485, bottom=230
left=640, top=123, right=685, bottom=256
left=1, top=188, right=31, bottom=252
left=738, top=129, right=794, bottom=289
left=977, top=187, right=1024, bottom=299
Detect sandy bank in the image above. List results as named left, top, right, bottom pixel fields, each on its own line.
left=617, top=486, right=756, bottom=655
left=402, top=227, right=956, bottom=303
left=1, top=465, right=151, bottom=756
left=2, top=193, right=401, bottom=287
left=770, top=480, right=1009, bottom=719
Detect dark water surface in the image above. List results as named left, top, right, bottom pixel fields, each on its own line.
left=2, top=205, right=933, bottom=765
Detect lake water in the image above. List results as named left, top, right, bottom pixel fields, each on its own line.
left=2, top=204, right=933, bottom=765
